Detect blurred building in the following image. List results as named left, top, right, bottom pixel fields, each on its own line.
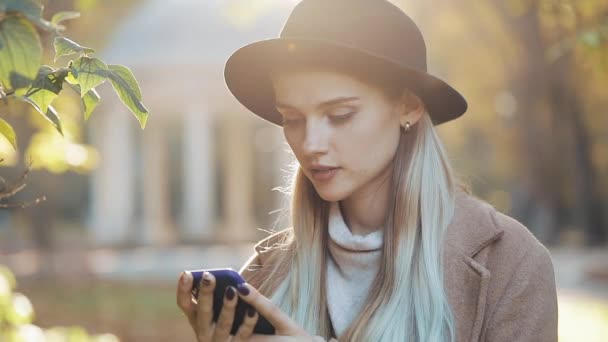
left=87, top=0, right=296, bottom=246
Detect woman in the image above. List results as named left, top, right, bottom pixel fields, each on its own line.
left=177, top=0, right=558, bottom=341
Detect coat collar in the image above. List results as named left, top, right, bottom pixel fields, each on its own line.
left=446, top=189, right=505, bottom=258
left=443, top=189, right=505, bottom=341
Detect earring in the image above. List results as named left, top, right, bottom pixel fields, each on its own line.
left=401, top=121, right=411, bottom=134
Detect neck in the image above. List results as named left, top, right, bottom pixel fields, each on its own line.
left=326, top=201, right=384, bottom=338
left=340, top=163, right=393, bottom=236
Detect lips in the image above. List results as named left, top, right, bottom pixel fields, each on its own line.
left=311, top=167, right=340, bottom=181
left=312, top=166, right=337, bottom=171
left=310, top=163, right=339, bottom=170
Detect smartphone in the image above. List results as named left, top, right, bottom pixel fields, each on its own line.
left=187, top=268, right=275, bottom=335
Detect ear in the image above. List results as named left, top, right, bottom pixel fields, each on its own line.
left=396, top=89, right=425, bottom=127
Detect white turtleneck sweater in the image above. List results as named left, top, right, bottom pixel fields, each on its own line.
left=326, top=201, right=383, bottom=339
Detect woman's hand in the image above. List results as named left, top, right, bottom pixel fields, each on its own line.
left=176, top=271, right=260, bottom=341
left=235, top=282, right=328, bottom=342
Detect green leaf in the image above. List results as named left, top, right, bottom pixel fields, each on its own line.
left=0, top=117, right=17, bottom=150
left=54, top=37, right=95, bottom=62
left=82, top=87, right=100, bottom=120
left=0, top=16, right=42, bottom=92
left=107, top=64, right=148, bottom=128
left=23, top=98, right=63, bottom=135
left=51, top=11, right=81, bottom=26
left=65, top=69, right=78, bottom=85
left=0, top=0, right=59, bottom=34
left=70, top=56, right=108, bottom=96
left=24, top=66, right=68, bottom=114
left=41, top=104, right=63, bottom=136
left=67, top=83, right=100, bottom=120
left=0, top=0, right=43, bottom=20
left=29, top=17, right=58, bottom=34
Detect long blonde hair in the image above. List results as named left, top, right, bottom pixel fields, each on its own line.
left=258, top=65, right=468, bottom=341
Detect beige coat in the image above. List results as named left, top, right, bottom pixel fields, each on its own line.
left=239, top=190, right=558, bottom=341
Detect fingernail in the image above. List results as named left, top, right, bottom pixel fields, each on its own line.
left=181, top=271, right=191, bottom=287
left=225, top=286, right=236, bottom=300
left=202, top=271, right=211, bottom=286
left=247, top=306, right=256, bottom=317
left=237, top=283, right=250, bottom=296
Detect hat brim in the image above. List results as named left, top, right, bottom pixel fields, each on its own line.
left=224, top=37, right=467, bottom=126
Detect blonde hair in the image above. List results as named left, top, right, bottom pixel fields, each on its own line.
left=259, top=66, right=469, bottom=341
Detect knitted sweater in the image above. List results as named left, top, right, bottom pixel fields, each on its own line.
left=326, top=201, right=383, bottom=339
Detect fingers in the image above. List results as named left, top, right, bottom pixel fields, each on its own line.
left=232, top=306, right=259, bottom=342
left=211, top=285, right=239, bottom=341
left=236, top=282, right=302, bottom=334
left=176, top=271, right=196, bottom=330
left=196, top=271, right=216, bottom=341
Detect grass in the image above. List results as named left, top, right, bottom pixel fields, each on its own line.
left=18, top=276, right=193, bottom=342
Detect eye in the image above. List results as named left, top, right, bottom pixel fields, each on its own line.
left=328, top=110, right=355, bottom=122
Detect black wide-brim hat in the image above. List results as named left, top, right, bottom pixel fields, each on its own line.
left=224, top=0, right=468, bottom=127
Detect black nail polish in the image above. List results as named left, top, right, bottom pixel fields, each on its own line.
left=237, top=283, right=250, bottom=296
left=225, top=286, right=236, bottom=300
left=247, top=306, right=256, bottom=318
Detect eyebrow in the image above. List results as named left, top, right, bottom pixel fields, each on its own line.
left=275, top=96, right=360, bottom=111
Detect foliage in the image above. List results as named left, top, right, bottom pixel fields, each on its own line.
left=0, top=0, right=148, bottom=339
left=0, top=265, right=119, bottom=342
left=0, top=0, right=149, bottom=154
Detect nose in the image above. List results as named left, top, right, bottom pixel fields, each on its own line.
left=302, top=118, right=329, bottom=156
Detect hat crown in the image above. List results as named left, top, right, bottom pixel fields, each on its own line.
left=280, top=0, right=427, bottom=71
left=223, top=0, right=468, bottom=127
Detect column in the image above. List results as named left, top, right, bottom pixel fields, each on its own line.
left=218, top=115, right=257, bottom=241
left=87, top=106, right=135, bottom=246
left=180, top=107, right=216, bottom=241
left=139, top=119, right=175, bottom=245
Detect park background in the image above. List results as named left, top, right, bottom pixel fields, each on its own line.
left=0, top=0, right=607, bottom=341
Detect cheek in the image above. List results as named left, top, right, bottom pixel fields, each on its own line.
left=342, top=116, right=400, bottom=175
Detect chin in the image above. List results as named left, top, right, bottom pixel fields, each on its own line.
left=312, top=183, right=351, bottom=202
